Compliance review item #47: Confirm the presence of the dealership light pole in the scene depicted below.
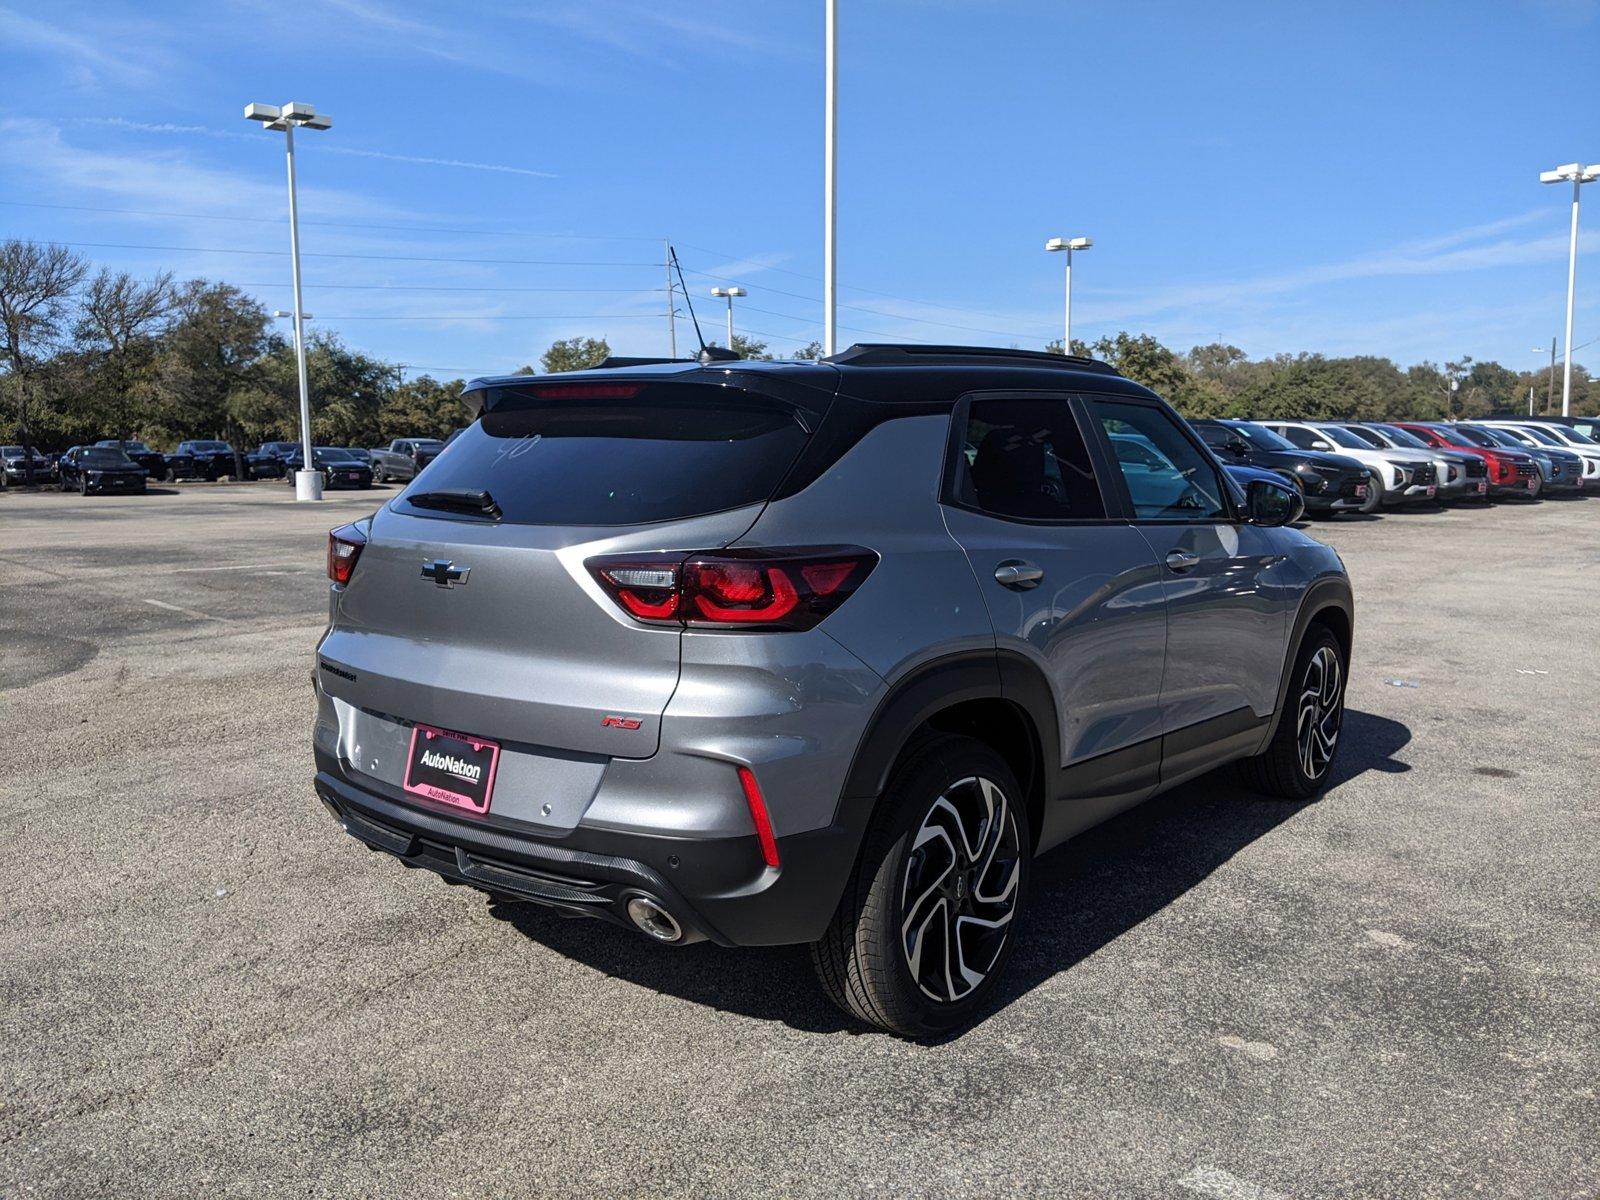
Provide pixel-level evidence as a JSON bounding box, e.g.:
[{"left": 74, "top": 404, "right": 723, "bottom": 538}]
[
  {"left": 1535, "top": 341, "right": 1556, "bottom": 414},
  {"left": 246, "top": 101, "right": 332, "bottom": 500},
  {"left": 823, "top": 0, "right": 837, "bottom": 356},
  {"left": 710, "top": 287, "right": 746, "bottom": 349},
  {"left": 1045, "top": 236, "right": 1092, "bottom": 351},
  {"left": 1540, "top": 162, "right": 1599, "bottom": 417}
]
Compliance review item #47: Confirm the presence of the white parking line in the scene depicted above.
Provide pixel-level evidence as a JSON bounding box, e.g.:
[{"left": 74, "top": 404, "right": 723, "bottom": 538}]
[{"left": 142, "top": 598, "right": 220, "bottom": 621}]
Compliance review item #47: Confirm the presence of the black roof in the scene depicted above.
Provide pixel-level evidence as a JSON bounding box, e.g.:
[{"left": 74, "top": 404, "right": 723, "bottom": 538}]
[{"left": 465, "top": 342, "right": 1152, "bottom": 415}]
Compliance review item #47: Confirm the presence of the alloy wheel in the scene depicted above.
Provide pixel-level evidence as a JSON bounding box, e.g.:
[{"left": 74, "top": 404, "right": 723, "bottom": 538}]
[
  {"left": 1296, "top": 645, "right": 1343, "bottom": 781},
  {"left": 899, "top": 775, "right": 1022, "bottom": 1004}
]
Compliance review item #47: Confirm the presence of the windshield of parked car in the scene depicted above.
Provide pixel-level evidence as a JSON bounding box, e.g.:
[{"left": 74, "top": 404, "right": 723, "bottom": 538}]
[
  {"left": 1308, "top": 425, "right": 1371, "bottom": 450},
  {"left": 314, "top": 449, "right": 359, "bottom": 464},
  {"left": 1, "top": 446, "right": 23, "bottom": 456},
  {"left": 188, "top": 441, "right": 231, "bottom": 452},
  {"left": 1510, "top": 425, "right": 1561, "bottom": 446},
  {"left": 1337, "top": 425, "right": 1388, "bottom": 448},
  {"left": 1448, "top": 426, "right": 1497, "bottom": 448},
  {"left": 1227, "top": 422, "right": 1297, "bottom": 451},
  {"left": 412, "top": 439, "right": 444, "bottom": 449},
  {"left": 1370, "top": 424, "right": 1428, "bottom": 448},
  {"left": 1562, "top": 424, "right": 1598, "bottom": 444},
  {"left": 81, "top": 448, "right": 136, "bottom": 467},
  {"left": 1477, "top": 426, "right": 1528, "bottom": 449}
]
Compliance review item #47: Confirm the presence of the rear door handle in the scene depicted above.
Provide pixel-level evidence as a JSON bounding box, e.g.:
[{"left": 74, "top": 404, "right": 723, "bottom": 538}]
[
  {"left": 994, "top": 560, "right": 1044, "bottom": 590},
  {"left": 1165, "top": 550, "right": 1200, "bottom": 574}
]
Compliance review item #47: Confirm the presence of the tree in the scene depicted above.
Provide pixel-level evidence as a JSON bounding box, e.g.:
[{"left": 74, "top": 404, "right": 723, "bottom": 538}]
[
  {"left": 0, "top": 240, "right": 88, "bottom": 481},
  {"left": 792, "top": 340, "right": 824, "bottom": 361},
  {"left": 155, "top": 281, "right": 276, "bottom": 448},
  {"left": 540, "top": 336, "right": 610, "bottom": 373},
  {"left": 380, "top": 375, "right": 467, "bottom": 441},
  {"left": 73, "top": 268, "right": 175, "bottom": 439},
  {"left": 1043, "top": 337, "right": 1092, "bottom": 357}
]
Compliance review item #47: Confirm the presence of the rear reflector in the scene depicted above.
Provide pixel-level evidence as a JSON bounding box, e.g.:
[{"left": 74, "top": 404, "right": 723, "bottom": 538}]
[
  {"left": 327, "top": 523, "right": 367, "bottom": 585},
  {"left": 587, "top": 546, "right": 877, "bottom": 631},
  {"left": 737, "top": 766, "right": 780, "bottom": 869}
]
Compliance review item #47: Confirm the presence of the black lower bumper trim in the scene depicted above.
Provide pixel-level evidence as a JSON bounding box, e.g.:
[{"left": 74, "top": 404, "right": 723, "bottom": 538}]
[{"left": 313, "top": 755, "right": 864, "bottom": 948}]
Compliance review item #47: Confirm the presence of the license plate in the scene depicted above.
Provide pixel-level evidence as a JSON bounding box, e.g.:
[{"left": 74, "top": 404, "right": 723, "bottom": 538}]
[
  {"left": 343, "top": 472, "right": 359, "bottom": 481},
  {"left": 1425, "top": 485, "right": 1436, "bottom": 497},
  {"left": 1528, "top": 479, "right": 1538, "bottom": 492},
  {"left": 403, "top": 724, "right": 500, "bottom": 814},
  {"left": 1354, "top": 484, "right": 1368, "bottom": 498},
  {"left": 1477, "top": 481, "right": 1487, "bottom": 494}
]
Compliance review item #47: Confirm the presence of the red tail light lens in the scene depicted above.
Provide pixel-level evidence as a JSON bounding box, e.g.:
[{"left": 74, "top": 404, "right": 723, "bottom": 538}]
[
  {"left": 587, "top": 546, "right": 876, "bottom": 631},
  {"left": 327, "top": 523, "right": 367, "bottom": 585}
]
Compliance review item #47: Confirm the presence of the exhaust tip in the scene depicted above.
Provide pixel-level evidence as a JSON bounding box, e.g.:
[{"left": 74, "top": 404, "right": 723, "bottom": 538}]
[{"left": 626, "top": 896, "right": 684, "bottom": 943}]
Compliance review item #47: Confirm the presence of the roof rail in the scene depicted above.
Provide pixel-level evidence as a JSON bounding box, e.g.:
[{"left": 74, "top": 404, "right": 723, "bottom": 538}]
[{"left": 823, "top": 343, "right": 1119, "bottom": 375}]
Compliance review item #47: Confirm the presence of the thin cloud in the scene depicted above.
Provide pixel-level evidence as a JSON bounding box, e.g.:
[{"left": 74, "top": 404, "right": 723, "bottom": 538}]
[
  {"left": 0, "top": 7, "right": 157, "bottom": 85},
  {"left": 75, "top": 116, "right": 558, "bottom": 179}
]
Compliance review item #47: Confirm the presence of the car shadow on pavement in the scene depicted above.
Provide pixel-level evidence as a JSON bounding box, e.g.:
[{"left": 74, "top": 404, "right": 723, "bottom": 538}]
[{"left": 489, "top": 707, "right": 1411, "bottom": 1038}]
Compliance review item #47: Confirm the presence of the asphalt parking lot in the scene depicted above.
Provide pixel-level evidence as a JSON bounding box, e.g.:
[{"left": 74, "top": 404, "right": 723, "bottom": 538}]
[{"left": 3, "top": 484, "right": 1597, "bottom": 1198}]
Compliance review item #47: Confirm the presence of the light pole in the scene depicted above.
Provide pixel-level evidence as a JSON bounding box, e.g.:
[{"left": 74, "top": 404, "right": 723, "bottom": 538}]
[
  {"left": 247, "top": 100, "right": 332, "bottom": 500},
  {"left": 823, "top": 0, "right": 837, "bottom": 356},
  {"left": 1534, "top": 342, "right": 1556, "bottom": 414},
  {"left": 1539, "top": 162, "right": 1599, "bottom": 417},
  {"left": 710, "top": 287, "right": 746, "bottom": 349},
  {"left": 1045, "top": 236, "right": 1092, "bottom": 351}
]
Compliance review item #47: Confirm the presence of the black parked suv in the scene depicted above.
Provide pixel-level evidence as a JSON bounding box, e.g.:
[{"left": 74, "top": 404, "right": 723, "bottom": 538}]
[
  {"left": 1192, "top": 419, "right": 1376, "bottom": 515},
  {"left": 174, "top": 440, "right": 282, "bottom": 481},
  {"left": 57, "top": 445, "right": 147, "bottom": 494}
]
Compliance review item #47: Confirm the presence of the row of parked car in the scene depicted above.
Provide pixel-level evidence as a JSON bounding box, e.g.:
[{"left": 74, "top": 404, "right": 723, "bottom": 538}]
[
  {"left": 1, "top": 436, "right": 449, "bottom": 494},
  {"left": 1190, "top": 415, "right": 1600, "bottom": 514}
]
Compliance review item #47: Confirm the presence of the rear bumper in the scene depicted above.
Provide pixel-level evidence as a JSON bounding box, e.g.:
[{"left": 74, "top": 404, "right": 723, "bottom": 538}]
[{"left": 313, "top": 750, "right": 863, "bottom": 948}]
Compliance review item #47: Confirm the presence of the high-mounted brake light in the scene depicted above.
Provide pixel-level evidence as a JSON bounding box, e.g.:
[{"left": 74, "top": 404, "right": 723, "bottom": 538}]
[
  {"left": 587, "top": 546, "right": 877, "bottom": 632},
  {"left": 528, "top": 383, "right": 642, "bottom": 400},
  {"left": 327, "top": 523, "right": 366, "bottom": 585}
]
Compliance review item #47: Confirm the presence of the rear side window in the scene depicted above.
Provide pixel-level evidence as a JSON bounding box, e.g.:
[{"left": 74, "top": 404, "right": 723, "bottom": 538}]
[
  {"left": 1092, "top": 399, "right": 1228, "bottom": 520},
  {"left": 401, "top": 391, "right": 810, "bottom": 526},
  {"left": 948, "top": 397, "right": 1105, "bottom": 521}
]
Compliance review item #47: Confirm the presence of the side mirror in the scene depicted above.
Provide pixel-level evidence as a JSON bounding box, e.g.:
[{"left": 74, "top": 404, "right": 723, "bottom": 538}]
[
  {"left": 1227, "top": 439, "right": 1250, "bottom": 458},
  {"left": 1245, "top": 478, "right": 1303, "bottom": 527},
  {"left": 1310, "top": 440, "right": 1333, "bottom": 451}
]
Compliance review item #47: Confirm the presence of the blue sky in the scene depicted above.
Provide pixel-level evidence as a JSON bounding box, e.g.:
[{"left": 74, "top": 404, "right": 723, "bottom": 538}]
[{"left": 2, "top": 0, "right": 1596, "bottom": 379}]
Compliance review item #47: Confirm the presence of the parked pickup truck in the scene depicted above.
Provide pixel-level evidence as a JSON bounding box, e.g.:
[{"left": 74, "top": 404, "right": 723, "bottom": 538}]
[{"left": 367, "top": 438, "right": 444, "bottom": 484}]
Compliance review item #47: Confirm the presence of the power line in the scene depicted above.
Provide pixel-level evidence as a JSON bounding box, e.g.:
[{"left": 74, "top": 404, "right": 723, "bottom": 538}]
[{"left": 9, "top": 238, "right": 659, "bottom": 267}]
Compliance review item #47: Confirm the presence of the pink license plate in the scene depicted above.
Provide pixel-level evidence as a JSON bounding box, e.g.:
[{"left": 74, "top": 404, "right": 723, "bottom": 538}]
[
  {"left": 403, "top": 724, "right": 500, "bottom": 814},
  {"left": 1355, "top": 484, "right": 1368, "bottom": 498},
  {"left": 1477, "top": 481, "right": 1487, "bottom": 494},
  {"left": 1528, "top": 479, "right": 1538, "bottom": 492}
]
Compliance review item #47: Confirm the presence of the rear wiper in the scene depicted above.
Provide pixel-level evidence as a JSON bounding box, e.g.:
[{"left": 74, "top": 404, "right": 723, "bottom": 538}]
[{"left": 406, "top": 488, "right": 502, "bottom": 519}]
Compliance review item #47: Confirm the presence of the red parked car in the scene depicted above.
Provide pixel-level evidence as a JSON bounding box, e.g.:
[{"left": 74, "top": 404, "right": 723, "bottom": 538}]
[{"left": 1393, "top": 422, "right": 1543, "bottom": 500}]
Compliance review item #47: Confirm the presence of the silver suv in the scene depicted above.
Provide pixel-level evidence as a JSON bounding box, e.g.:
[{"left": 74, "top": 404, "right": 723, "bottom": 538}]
[{"left": 312, "top": 344, "right": 1353, "bottom": 1037}]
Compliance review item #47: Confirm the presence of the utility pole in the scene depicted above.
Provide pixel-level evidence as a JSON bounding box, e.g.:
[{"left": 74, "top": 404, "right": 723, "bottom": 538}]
[
  {"left": 1547, "top": 336, "right": 1557, "bottom": 414},
  {"left": 665, "top": 239, "right": 677, "bottom": 358}
]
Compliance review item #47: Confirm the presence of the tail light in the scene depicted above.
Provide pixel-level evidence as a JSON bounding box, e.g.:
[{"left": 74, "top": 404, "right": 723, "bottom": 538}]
[
  {"left": 588, "top": 546, "right": 877, "bottom": 632},
  {"left": 327, "top": 522, "right": 367, "bottom": 585}
]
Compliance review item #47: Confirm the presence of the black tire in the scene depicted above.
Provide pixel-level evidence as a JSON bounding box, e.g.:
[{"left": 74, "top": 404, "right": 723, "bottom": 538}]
[
  {"left": 1237, "top": 625, "right": 1345, "bottom": 801},
  {"left": 78, "top": 474, "right": 90, "bottom": 496},
  {"left": 811, "top": 734, "right": 1032, "bottom": 1038}
]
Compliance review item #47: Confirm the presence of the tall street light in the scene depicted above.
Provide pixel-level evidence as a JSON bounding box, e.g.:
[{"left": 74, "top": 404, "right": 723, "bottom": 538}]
[
  {"left": 1045, "top": 236, "right": 1092, "bottom": 351},
  {"left": 823, "top": 0, "right": 837, "bottom": 357},
  {"left": 246, "top": 100, "right": 332, "bottom": 501},
  {"left": 710, "top": 287, "right": 746, "bottom": 350},
  {"left": 1534, "top": 341, "right": 1555, "bottom": 414},
  {"left": 1540, "top": 161, "right": 1599, "bottom": 417}
]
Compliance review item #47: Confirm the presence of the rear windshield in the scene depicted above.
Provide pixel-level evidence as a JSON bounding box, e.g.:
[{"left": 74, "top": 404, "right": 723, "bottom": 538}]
[{"left": 399, "top": 392, "right": 810, "bottom": 526}]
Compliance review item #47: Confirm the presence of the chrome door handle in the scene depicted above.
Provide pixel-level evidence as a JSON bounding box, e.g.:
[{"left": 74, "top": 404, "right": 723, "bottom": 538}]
[
  {"left": 994, "top": 560, "right": 1044, "bottom": 590},
  {"left": 1165, "top": 550, "right": 1200, "bottom": 573}
]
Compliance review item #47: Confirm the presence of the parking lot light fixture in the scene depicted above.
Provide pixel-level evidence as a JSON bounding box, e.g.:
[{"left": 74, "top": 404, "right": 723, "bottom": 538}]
[
  {"left": 1540, "top": 161, "right": 1600, "bottom": 417},
  {"left": 246, "top": 100, "right": 333, "bottom": 500},
  {"left": 1045, "top": 236, "right": 1092, "bottom": 351},
  {"left": 710, "top": 286, "right": 746, "bottom": 350}
]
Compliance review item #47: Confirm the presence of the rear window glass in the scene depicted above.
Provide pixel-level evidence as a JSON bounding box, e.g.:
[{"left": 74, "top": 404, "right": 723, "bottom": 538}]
[{"left": 399, "top": 391, "right": 810, "bottom": 526}]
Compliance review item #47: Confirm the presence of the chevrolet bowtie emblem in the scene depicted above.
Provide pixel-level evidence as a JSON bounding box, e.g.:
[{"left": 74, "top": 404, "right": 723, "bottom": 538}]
[{"left": 421, "top": 559, "right": 470, "bottom": 588}]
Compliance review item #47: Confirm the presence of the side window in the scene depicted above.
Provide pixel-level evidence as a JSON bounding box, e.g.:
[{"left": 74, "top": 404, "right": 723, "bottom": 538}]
[
  {"left": 1277, "top": 426, "right": 1322, "bottom": 451},
  {"left": 1091, "top": 399, "right": 1229, "bottom": 521},
  {"left": 949, "top": 397, "right": 1105, "bottom": 521}
]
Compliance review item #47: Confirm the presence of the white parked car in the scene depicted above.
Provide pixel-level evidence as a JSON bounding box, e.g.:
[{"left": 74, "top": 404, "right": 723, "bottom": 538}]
[
  {"left": 1260, "top": 421, "right": 1438, "bottom": 506},
  {"left": 1336, "top": 422, "right": 1488, "bottom": 502}
]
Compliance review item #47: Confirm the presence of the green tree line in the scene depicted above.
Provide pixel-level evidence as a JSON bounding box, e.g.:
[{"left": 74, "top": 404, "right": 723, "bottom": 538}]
[{"left": 1, "top": 241, "right": 1588, "bottom": 454}]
